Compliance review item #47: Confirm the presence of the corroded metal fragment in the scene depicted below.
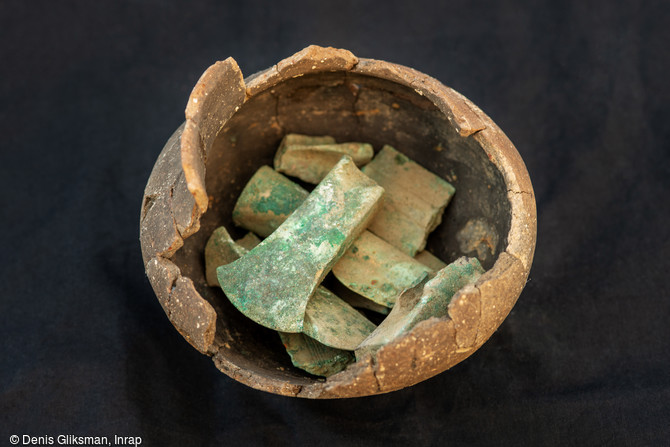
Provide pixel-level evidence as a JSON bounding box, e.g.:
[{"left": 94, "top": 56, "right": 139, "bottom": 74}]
[
  {"left": 204, "top": 227, "right": 251, "bottom": 286},
  {"left": 415, "top": 250, "right": 447, "bottom": 271},
  {"left": 217, "top": 156, "right": 384, "bottom": 333},
  {"left": 330, "top": 281, "right": 391, "bottom": 315},
  {"left": 205, "top": 227, "right": 372, "bottom": 350},
  {"left": 142, "top": 45, "right": 537, "bottom": 398},
  {"left": 279, "top": 332, "right": 354, "bottom": 377},
  {"left": 232, "top": 166, "right": 309, "bottom": 238},
  {"left": 233, "top": 163, "right": 432, "bottom": 309},
  {"left": 355, "top": 257, "right": 484, "bottom": 359},
  {"left": 278, "top": 133, "right": 336, "bottom": 148},
  {"left": 362, "top": 145, "right": 455, "bottom": 256},
  {"left": 235, "top": 232, "right": 261, "bottom": 251},
  {"left": 275, "top": 139, "right": 374, "bottom": 184},
  {"left": 332, "top": 231, "right": 431, "bottom": 307},
  {"left": 303, "top": 287, "right": 376, "bottom": 350}
]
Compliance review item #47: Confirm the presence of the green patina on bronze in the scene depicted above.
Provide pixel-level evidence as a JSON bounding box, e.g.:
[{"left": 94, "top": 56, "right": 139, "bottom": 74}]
[
  {"left": 232, "top": 166, "right": 309, "bottom": 238},
  {"left": 232, "top": 162, "right": 432, "bottom": 313},
  {"left": 355, "top": 257, "right": 484, "bottom": 360},
  {"left": 303, "top": 286, "right": 377, "bottom": 350},
  {"left": 235, "top": 232, "right": 262, "bottom": 251},
  {"left": 362, "top": 145, "right": 456, "bottom": 256},
  {"left": 332, "top": 231, "right": 431, "bottom": 308},
  {"left": 414, "top": 249, "right": 448, "bottom": 271},
  {"left": 394, "top": 153, "right": 408, "bottom": 165},
  {"left": 204, "top": 227, "right": 252, "bottom": 286},
  {"left": 275, "top": 139, "right": 374, "bottom": 184},
  {"left": 279, "top": 332, "right": 354, "bottom": 377},
  {"left": 335, "top": 287, "right": 391, "bottom": 315},
  {"left": 217, "top": 156, "right": 384, "bottom": 333},
  {"left": 278, "top": 133, "right": 336, "bottom": 148},
  {"left": 363, "top": 204, "right": 427, "bottom": 256},
  {"left": 232, "top": 224, "right": 376, "bottom": 349},
  {"left": 205, "top": 224, "right": 367, "bottom": 370}
]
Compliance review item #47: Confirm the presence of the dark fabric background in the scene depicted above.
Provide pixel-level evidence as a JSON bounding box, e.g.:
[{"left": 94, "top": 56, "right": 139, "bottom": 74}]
[{"left": 2, "top": 1, "right": 668, "bottom": 445}]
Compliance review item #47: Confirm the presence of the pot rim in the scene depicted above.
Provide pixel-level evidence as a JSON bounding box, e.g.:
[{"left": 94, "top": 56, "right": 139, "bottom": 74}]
[{"left": 141, "top": 45, "right": 537, "bottom": 398}]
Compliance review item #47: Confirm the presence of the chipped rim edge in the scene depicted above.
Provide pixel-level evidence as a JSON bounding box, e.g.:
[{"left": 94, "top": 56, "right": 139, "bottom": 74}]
[{"left": 142, "top": 45, "right": 536, "bottom": 398}]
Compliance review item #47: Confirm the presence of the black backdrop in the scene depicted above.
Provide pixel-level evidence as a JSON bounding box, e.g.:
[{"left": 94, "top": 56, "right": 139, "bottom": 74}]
[{"left": 2, "top": 1, "right": 669, "bottom": 445}]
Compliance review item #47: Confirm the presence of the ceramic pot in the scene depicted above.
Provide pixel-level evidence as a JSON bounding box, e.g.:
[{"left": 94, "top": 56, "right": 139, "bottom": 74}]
[{"left": 139, "top": 45, "right": 536, "bottom": 398}]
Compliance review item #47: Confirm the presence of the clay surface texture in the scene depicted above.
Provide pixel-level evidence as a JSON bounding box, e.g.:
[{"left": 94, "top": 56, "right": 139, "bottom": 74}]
[{"left": 140, "top": 45, "right": 536, "bottom": 398}]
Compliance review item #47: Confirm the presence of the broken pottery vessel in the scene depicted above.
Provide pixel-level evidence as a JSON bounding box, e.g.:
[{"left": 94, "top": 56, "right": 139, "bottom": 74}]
[{"left": 140, "top": 45, "right": 537, "bottom": 398}]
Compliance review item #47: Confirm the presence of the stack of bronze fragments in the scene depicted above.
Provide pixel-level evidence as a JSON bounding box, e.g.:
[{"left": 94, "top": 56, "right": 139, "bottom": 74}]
[{"left": 205, "top": 134, "right": 484, "bottom": 377}]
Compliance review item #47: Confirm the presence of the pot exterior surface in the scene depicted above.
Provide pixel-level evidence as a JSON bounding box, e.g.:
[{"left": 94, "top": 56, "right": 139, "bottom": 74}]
[{"left": 140, "top": 45, "right": 536, "bottom": 398}]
